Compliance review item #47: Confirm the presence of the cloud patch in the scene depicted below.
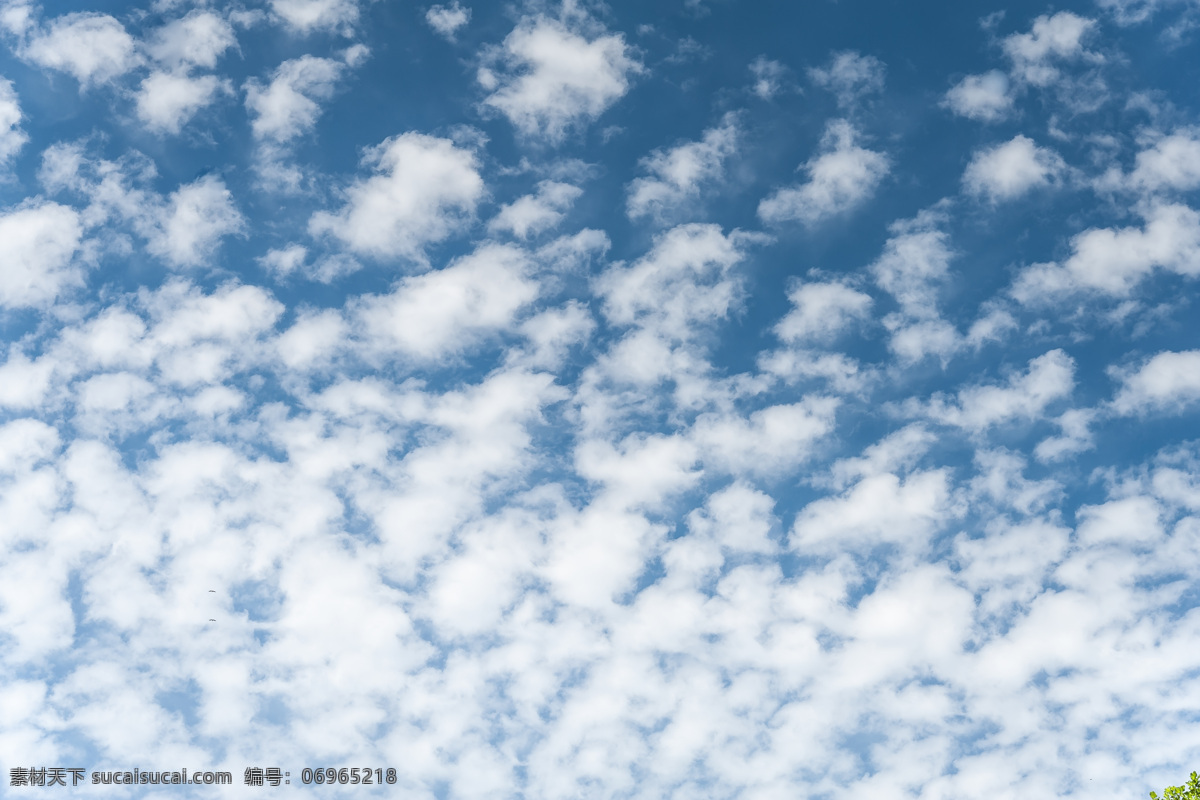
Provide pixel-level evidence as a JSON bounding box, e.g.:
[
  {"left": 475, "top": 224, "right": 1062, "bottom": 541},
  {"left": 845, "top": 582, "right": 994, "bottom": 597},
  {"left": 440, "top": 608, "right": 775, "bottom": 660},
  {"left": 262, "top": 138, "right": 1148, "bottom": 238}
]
[
  {"left": 0, "top": 201, "right": 84, "bottom": 308},
  {"left": 18, "top": 10, "right": 139, "bottom": 88},
  {"left": 479, "top": 15, "right": 640, "bottom": 142},
  {"left": 309, "top": 132, "right": 484, "bottom": 263},
  {"left": 924, "top": 349, "right": 1076, "bottom": 432},
  {"left": 626, "top": 112, "right": 739, "bottom": 221},
  {"left": 963, "top": 135, "right": 1066, "bottom": 202},
  {"left": 1112, "top": 350, "right": 1200, "bottom": 414},
  {"left": 809, "top": 50, "right": 885, "bottom": 108},
  {"left": 0, "top": 77, "right": 27, "bottom": 165},
  {"left": 943, "top": 71, "right": 1014, "bottom": 122},
  {"left": 426, "top": 2, "right": 470, "bottom": 41},
  {"left": 144, "top": 176, "right": 245, "bottom": 269},
  {"left": 758, "top": 120, "right": 888, "bottom": 226},
  {"left": 354, "top": 243, "right": 539, "bottom": 359},
  {"left": 1003, "top": 11, "right": 1099, "bottom": 87}
]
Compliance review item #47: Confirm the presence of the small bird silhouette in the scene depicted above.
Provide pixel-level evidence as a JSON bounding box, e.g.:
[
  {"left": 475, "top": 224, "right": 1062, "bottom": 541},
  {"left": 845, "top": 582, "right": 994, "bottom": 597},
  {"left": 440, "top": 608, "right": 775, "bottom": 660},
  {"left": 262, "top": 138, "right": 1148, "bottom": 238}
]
[
  {"left": 208, "top": 590, "right": 216, "bottom": 593},
  {"left": 209, "top": 619, "right": 216, "bottom": 622}
]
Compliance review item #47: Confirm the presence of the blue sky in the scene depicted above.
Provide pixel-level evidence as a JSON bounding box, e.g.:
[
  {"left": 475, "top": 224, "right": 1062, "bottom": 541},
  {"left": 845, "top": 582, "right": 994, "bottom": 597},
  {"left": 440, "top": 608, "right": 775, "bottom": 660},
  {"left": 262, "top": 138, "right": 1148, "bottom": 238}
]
[{"left": 1, "top": 0, "right": 1200, "bottom": 797}]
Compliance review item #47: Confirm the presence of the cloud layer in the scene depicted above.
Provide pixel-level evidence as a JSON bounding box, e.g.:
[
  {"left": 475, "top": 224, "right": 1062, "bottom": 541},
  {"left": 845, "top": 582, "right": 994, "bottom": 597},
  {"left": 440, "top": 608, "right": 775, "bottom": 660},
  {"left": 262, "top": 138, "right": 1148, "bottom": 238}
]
[{"left": 0, "top": 1, "right": 1198, "bottom": 799}]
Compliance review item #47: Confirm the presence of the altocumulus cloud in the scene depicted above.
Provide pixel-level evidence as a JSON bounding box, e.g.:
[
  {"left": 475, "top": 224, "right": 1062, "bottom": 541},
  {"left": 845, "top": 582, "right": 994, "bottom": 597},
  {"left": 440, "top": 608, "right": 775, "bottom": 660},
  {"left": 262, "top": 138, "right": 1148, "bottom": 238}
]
[{"left": 0, "top": 1, "right": 1199, "bottom": 799}]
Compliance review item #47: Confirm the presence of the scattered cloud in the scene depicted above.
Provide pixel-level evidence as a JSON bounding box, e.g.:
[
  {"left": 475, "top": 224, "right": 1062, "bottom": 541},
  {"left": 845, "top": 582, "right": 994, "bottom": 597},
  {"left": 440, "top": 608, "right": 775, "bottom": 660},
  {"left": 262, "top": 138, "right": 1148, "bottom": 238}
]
[
  {"left": 962, "top": 134, "right": 1067, "bottom": 202},
  {"left": 870, "top": 210, "right": 964, "bottom": 363},
  {"left": 0, "top": 77, "right": 27, "bottom": 166},
  {"left": 426, "top": 2, "right": 470, "bottom": 41},
  {"left": 924, "top": 349, "right": 1076, "bottom": 431},
  {"left": 626, "top": 112, "right": 739, "bottom": 221},
  {"left": 775, "top": 280, "right": 873, "bottom": 343},
  {"left": 136, "top": 72, "right": 230, "bottom": 134},
  {"left": 943, "top": 70, "right": 1014, "bottom": 122},
  {"left": 1003, "top": 11, "right": 1099, "bottom": 87},
  {"left": 1121, "top": 129, "right": 1200, "bottom": 193},
  {"left": 1013, "top": 202, "right": 1200, "bottom": 297},
  {"left": 245, "top": 56, "right": 347, "bottom": 143},
  {"left": 749, "top": 55, "right": 790, "bottom": 99},
  {"left": 758, "top": 119, "right": 889, "bottom": 225},
  {"left": 144, "top": 175, "right": 245, "bottom": 269},
  {"left": 489, "top": 180, "right": 582, "bottom": 239},
  {"left": 0, "top": 3, "right": 1198, "bottom": 798},
  {"left": 18, "top": 10, "right": 140, "bottom": 88},
  {"left": 355, "top": 242, "right": 538, "bottom": 359},
  {"left": 269, "top": 0, "right": 361, "bottom": 34},
  {"left": 809, "top": 50, "right": 886, "bottom": 108},
  {"left": 1112, "top": 349, "right": 1200, "bottom": 414},
  {"left": 309, "top": 132, "right": 484, "bottom": 263},
  {"left": 479, "top": 15, "right": 641, "bottom": 142},
  {"left": 146, "top": 10, "right": 236, "bottom": 71},
  {"left": 0, "top": 201, "right": 84, "bottom": 308}
]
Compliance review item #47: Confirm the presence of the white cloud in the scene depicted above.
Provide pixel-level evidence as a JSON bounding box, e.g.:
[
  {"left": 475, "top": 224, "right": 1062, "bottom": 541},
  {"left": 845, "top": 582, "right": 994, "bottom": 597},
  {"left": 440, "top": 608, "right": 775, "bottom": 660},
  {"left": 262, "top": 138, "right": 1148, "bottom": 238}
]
[
  {"left": 144, "top": 175, "right": 245, "bottom": 268},
  {"left": 579, "top": 223, "right": 752, "bottom": 430},
  {"left": 693, "top": 398, "right": 839, "bottom": 478},
  {"left": 828, "top": 424, "right": 936, "bottom": 490},
  {"left": 0, "top": 201, "right": 83, "bottom": 308},
  {"left": 925, "top": 349, "right": 1076, "bottom": 431},
  {"left": 942, "top": 71, "right": 1014, "bottom": 122},
  {"left": 1002, "top": 11, "right": 1098, "bottom": 87},
  {"left": 758, "top": 120, "right": 889, "bottom": 225},
  {"left": 749, "top": 56, "right": 789, "bottom": 99},
  {"left": 758, "top": 348, "right": 870, "bottom": 394},
  {"left": 245, "top": 56, "right": 346, "bottom": 143},
  {"left": 774, "top": 280, "right": 872, "bottom": 343},
  {"left": 1125, "top": 130, "right": 1200, "bottom": 193},
  {"left": 963, "top": 135, "right": 1066, "bottom": 202},
  {"left": 868, "top": 221, "right": 950, "bottom": 309},
  {"left": 808, "top": 50, "right": 885, "bottom": 108},
  {"left": 258, "top": 244, "right": 308, "bottom": 279},
  {"left": 687, "top": 481, "right": 779, "bottom": 553},
  {"left": 136, "top": 72, "right": 230, "bottom": 135},
  {"left": 626, "top": 112, "right": 739, "bottom": 221},
  {"left": 146, "top": 11, "right": 236, "bottom": 71},
  {"left": 0, "top": 349, "right": 55, "bottom": 409},
  {"left": 791, "top": 469, "right": 956, "bottom": 554},
  {"left": 426, "top": 2, "right": 470, "bottom": 41},
  {"left": 511, "top": 301, "right": 595, "bottom": 369},
  {"left": 573, "top": 433, "right": 700, "bottom": 512},
  {"left": 596, "top": 222, "right": 746, "bottom": 340},
  {"left": 1112, "top": 350, "right": 1200, "bottom": 414},
  {"left": 480, "top": 15, "right": 640, "bottom": 142},
  {"left": 243, "top": 50, "right": 365, "bottom": 193},
  {"left": 1094, "top": 0, "right": 1170, "bottom": 24},
  {"left": 275, "top": 307, "right": 346, "bottom": 370},
  {"left": 970, "top": 448, "right": 1062, "bottom": 515},
  {"left": 1152, "top": 457, "right": 1200, "bottom": 511},
  {"left": 309, "top": 132, "right": 483, "bottom": 262},
  {"left": 270, "top": 0, "right": 360, "bottom": 34},
  {"left": 141, "top": 280, "right": 284, "bottom": 386},
  {"left": 1066, "top": 203, "right": 1200, "bottom": 291},
  {"left": 489, "top": 180, "right": 581, "bottom": 239},
  {"left": 966, "top": 307, "right": 1018, "bottom": 347},
  {"left": 27, "top": 143, "right": 251, "bottom": 273},
  {"left": 0, "top": 77, "right": 27, "bottom": 166},
  {"left": 870, "top": 211, "right": 964, "bottom": 363},
  {"left": 885, "top": 317, "right": 962, "bottom": 364},
  {"left": 21, "top": 11, "right": 139, "bottom": 88},
  {"left": 355, "top": 243, "right": 538, "bottom": 359},
  {"left": 953, "top": 518, "right": 1071, "bottom": 622},
  {"left": 4, "top": 2, "right": 1200, "bottom": 794},
  {"left": 1013, "top": 203, "right": 1200, "bottom": 298},
  {"left": 1034, "top": 408, "right": 1096, "bottom": 462},
  {"left": 1075, "top": 495, "right": 1164, "bottom": 548}
]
